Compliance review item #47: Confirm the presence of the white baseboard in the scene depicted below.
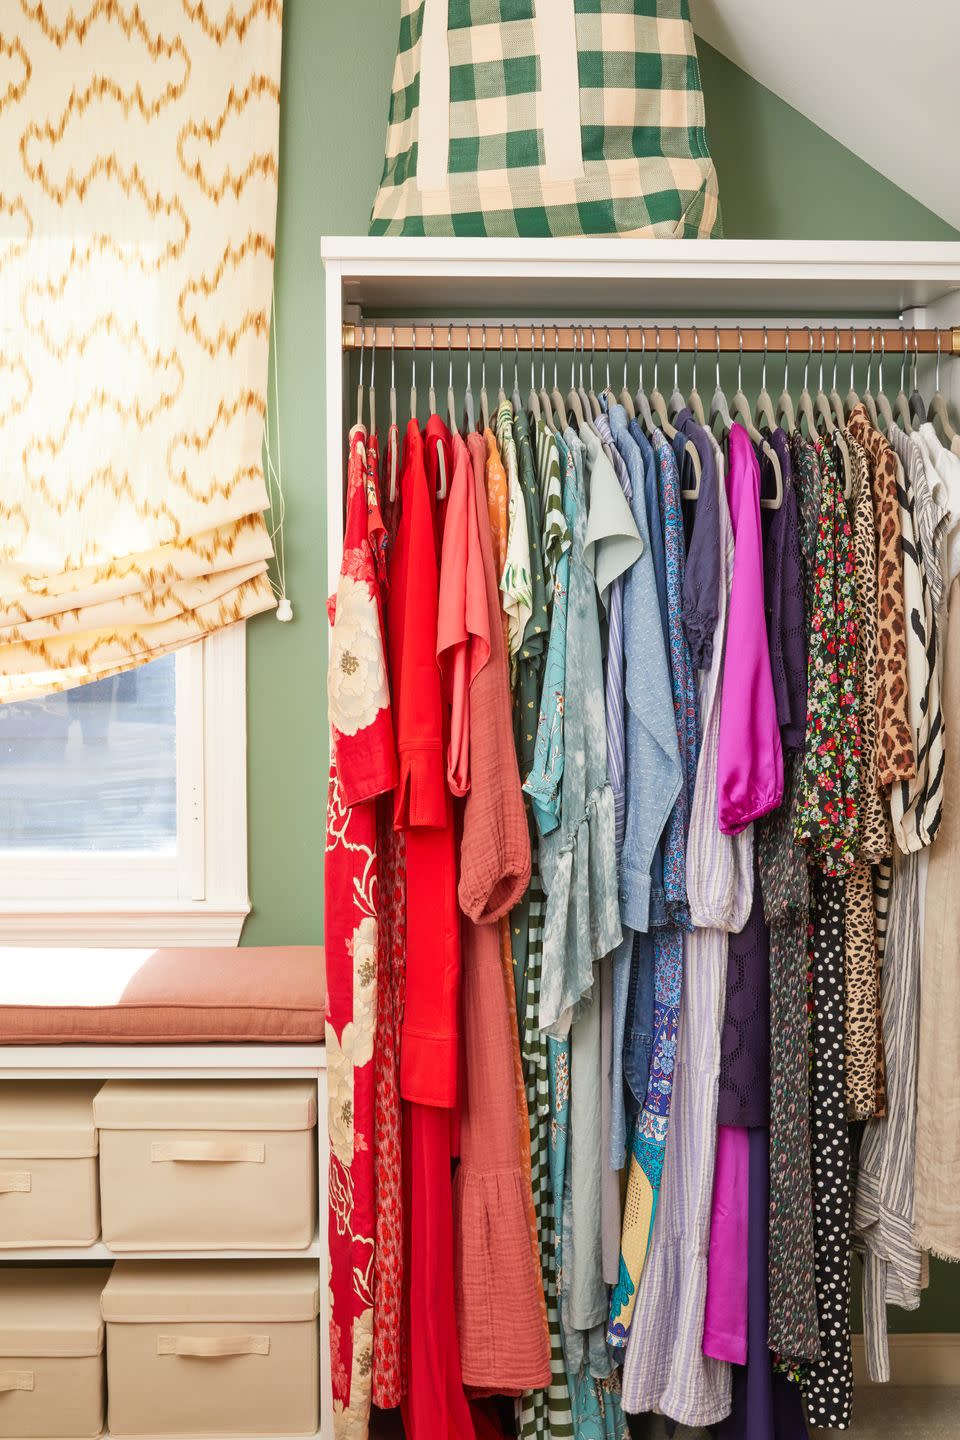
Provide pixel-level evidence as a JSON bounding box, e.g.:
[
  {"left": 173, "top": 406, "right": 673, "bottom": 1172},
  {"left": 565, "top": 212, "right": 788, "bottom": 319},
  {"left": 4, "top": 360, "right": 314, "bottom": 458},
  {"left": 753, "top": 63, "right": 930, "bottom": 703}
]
[{"left": 852, "top": 1333, "right": 960, "bottom": 1386}]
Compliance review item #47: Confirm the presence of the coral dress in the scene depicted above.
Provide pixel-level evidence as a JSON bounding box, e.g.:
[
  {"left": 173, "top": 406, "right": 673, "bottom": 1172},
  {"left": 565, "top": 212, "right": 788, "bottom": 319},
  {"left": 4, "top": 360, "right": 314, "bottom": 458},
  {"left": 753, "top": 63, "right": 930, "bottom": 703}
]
[{"left": 453, "top": 428, "right": 549, "bottom": 1394}]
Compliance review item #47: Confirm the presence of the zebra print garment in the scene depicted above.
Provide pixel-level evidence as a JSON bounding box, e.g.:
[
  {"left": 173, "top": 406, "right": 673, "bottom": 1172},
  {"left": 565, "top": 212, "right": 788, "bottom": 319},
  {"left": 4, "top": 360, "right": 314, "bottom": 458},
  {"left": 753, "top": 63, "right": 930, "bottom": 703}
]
[{"left": 887, "top": 426, "right": 947, "bottom": 853}]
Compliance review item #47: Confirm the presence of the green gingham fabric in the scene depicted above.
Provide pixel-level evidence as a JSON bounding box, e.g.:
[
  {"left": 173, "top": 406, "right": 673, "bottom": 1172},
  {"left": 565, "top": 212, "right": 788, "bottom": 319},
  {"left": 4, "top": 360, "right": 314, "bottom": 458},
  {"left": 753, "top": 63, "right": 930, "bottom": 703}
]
[{"left": 371, "top": 0, "right": 722, "bottom": 238}]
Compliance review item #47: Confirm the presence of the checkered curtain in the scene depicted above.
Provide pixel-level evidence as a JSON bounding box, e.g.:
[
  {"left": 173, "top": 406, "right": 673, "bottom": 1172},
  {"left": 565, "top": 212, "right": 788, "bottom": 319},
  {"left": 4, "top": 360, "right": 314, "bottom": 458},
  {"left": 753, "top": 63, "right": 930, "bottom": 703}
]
[{"left": 371, "top": 0, "right": 721, "bottom": 238}]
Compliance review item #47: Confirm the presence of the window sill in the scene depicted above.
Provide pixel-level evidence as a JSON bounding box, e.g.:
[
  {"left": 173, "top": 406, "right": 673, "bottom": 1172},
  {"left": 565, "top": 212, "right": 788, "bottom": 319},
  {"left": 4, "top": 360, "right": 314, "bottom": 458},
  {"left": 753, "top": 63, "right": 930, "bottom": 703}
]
[{"left": 0, "top": 901, "right": 250, "bottom": 947}]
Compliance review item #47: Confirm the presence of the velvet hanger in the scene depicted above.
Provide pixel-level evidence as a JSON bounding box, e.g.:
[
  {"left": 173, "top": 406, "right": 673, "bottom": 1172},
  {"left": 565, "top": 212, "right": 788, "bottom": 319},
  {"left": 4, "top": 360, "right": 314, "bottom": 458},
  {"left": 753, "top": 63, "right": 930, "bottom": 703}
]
[
  {"left": 930, "top": 330, "right": 958, "bottom": 446},
  {"left": 550, "top": 329, "right": 569, "bottom": 432},
  {"left": 908, "top": 330, "right": 927, "bottom": 429},
  {"left": 479, "top": 325, "right": 491, "bottom": 433},
  {"left": 687, "top": 328, "right": 707, "bottom": 428},
  {"left": 633, "top": 329, "right": 658, "bottom": 436},
  {"left": 755, "top": 325, "right": 778, "bottom": 432},
  {"left": 776, "top": 329, "right": 797, "bottom": 434},
  {"left": 862, "top": 330, "right": 881, "bottom": 430},
  {"left": 619, "top": 330, "right": 636, "bottom": 420},
  {"left": 728, "top": 329, "right": 782, "bottom": 510}
]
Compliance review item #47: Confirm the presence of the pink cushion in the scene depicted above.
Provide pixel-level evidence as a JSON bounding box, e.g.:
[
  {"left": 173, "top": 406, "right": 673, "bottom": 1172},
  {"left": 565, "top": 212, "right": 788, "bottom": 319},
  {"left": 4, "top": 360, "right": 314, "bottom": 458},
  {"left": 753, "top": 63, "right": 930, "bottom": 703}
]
[{"left": 0, "top": 947, "right": 325, "bottom": 1044}]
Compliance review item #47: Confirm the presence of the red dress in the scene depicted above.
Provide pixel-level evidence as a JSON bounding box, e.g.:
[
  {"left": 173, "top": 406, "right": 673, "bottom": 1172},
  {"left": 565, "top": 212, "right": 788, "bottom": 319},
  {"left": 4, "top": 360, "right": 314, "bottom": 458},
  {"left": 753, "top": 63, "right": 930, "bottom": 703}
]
[
  {"left": 388, "top": 417, "right": 475, "bottom": 1439},
  {"left": 325, "top": 426, "right": 396, "bottom": 1438}
]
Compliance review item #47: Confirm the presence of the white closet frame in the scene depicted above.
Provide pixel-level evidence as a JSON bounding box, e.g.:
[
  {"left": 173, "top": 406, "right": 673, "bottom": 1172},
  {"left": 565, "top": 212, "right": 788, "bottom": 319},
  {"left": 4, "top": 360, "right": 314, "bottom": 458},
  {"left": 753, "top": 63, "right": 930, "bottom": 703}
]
[{"left": 320, "top": 234, "right": 960, "bottom": 1435}]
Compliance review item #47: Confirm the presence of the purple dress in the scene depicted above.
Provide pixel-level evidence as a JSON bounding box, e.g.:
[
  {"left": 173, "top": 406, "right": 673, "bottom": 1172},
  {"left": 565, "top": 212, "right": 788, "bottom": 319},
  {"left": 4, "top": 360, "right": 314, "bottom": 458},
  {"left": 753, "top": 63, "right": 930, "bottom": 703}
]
[{"left": 716, "top": 425, "right": 784, "bottom": 833}]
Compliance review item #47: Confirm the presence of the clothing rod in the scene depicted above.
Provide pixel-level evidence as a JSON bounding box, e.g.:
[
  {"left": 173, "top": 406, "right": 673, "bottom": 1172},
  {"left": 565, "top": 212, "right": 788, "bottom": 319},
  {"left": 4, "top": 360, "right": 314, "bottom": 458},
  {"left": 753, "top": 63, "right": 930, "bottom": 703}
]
[{"left": 342, "top": 322, "right": 960, "bottom": 356}]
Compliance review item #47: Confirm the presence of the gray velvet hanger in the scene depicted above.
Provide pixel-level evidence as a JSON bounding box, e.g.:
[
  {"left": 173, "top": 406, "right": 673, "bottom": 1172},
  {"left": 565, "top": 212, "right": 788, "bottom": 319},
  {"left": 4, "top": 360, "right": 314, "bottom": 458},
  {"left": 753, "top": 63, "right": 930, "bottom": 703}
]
[{"left": 930, "top": 330, "right": 958, "bottom": 446}]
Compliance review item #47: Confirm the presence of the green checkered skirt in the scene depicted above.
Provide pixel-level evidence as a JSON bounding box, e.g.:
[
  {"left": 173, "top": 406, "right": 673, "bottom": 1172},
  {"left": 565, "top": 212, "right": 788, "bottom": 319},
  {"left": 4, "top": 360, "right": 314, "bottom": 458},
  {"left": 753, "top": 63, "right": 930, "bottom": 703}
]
[{"left": 371, "top": 0, "right": 721, "bottom": 238}]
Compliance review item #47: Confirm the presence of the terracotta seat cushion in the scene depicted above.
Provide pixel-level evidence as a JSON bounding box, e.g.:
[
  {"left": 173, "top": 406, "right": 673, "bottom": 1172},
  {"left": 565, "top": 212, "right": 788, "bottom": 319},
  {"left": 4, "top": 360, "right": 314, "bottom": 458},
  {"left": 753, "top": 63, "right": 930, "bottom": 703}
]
[{"left": 0, "top": 947, "right": 325, "bottom": 1043}]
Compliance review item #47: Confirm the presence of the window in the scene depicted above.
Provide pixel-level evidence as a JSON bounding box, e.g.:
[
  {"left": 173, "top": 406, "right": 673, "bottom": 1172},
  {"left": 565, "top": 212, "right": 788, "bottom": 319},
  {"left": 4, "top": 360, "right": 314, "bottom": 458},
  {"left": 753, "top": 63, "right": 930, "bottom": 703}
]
[{"left": 0, "top": 627, "right": 249, "bottom": 945}]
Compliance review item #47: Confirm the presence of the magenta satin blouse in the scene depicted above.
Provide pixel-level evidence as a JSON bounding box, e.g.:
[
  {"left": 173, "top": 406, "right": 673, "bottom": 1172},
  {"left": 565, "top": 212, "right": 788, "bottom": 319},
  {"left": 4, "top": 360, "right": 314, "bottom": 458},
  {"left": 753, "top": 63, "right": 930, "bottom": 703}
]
[{"left": 716, "top": 424, "right": 784, "bottom": 835}]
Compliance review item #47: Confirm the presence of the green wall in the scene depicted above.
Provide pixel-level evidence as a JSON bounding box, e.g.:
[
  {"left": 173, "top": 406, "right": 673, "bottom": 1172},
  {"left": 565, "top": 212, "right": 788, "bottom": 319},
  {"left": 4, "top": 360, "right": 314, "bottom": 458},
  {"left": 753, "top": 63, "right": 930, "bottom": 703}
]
[{"left": 243, "top": 1, "right": 959, "bottom": 1329}]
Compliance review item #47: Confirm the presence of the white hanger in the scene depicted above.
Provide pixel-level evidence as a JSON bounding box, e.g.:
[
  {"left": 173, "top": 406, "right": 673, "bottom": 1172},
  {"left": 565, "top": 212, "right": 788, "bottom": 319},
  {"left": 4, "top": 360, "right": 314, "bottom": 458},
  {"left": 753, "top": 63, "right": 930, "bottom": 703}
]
[
  {"left": 776, "top": 327, "right": 797, "bottom": 433},
  {"left": 619, "top": 329, "right": 636, "bottom": 420},
  {"left": 755, "top": 325, "right": 778, "bottom": 432},
  {"left": 930, "top": 330, "right": 958, "bottom": 445},
  {"left": 551, "top": 329, "right": 569, "bottom": 431},
  {"left": 687, "top": 327, "right": 706, "bottom": 427},
  {"left": 479, "top": 324, "right": 490, "bottom": 432},
  {"left": 463, "top": 326, "right": 476, "bottom": 434}
]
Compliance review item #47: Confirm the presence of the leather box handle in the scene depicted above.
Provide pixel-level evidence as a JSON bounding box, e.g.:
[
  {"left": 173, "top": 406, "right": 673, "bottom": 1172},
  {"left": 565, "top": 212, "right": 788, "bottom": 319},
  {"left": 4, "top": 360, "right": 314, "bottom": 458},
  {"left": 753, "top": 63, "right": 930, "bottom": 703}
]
[
  {"left": 0, "top": 1370, "right": 34, "bottom": 1392},
  {"left": 150, "top": 1141, "right": 265, "bottom": 1164},
  {"left": 157, "top": 1335, "right": 270, "bottom": 1358},
  {"left": 0, "top": 1171, "right": 31, "bottom": 1194}
]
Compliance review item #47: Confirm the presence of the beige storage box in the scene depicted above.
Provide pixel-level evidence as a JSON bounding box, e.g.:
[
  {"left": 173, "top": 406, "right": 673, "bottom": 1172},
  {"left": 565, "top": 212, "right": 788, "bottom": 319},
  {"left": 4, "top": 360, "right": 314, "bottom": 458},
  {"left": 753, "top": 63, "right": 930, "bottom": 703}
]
[
  {"left": 0, "top": 1082, "right": 101, "bottom": 1248},
  {"left": 94, "top": 1081, "right": 317, "bottom": 1251},
  {"left": 103, "top": 1260, "right": 319, "bottom": 1438},
  {"left": 0, "top": 1266, "right": 108, "bottom": 1439}
]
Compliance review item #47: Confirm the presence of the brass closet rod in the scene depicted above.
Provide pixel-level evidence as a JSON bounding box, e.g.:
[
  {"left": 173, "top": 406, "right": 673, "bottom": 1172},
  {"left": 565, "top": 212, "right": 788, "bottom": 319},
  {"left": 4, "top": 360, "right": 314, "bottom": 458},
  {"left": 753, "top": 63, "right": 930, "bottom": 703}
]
[{"left": 342, "top": 322, "right": 960, "bottom": 355}]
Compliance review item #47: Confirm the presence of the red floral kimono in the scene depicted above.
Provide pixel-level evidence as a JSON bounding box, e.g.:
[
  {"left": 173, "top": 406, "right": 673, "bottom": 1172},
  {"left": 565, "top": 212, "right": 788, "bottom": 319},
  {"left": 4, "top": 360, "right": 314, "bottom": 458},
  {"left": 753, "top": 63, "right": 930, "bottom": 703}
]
[{"left": 325, "top": 425, "right": 396, "bottom": 1439}]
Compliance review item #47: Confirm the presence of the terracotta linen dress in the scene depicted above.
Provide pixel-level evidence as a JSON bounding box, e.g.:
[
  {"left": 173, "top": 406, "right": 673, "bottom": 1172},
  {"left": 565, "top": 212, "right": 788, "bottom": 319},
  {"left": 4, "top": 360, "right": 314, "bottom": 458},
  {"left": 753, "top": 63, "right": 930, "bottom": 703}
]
[
  {"left": 453, "top": 428, "right": 549, "bottom": 1393},
  {"left": 325, "top": 426, "right": 397, "bottom": 1439}
]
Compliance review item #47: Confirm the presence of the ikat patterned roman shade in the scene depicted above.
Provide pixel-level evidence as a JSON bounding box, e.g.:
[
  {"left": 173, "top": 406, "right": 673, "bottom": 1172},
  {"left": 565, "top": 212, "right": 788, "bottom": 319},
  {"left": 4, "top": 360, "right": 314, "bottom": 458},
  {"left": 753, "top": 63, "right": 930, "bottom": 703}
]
[{"left": 0, "top": 0, "right": 283, "bottom": 701}]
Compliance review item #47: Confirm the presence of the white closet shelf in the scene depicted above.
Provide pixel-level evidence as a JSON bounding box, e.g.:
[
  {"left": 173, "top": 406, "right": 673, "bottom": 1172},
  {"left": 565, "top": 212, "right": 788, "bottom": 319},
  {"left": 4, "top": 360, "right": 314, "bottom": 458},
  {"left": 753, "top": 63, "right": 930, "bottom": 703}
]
[
  {"left": 3, "top": 1228, "right": 322, "bottom": 1263},
  {"left": 321, "top": 236, "right": 960, "bottom": 316}
]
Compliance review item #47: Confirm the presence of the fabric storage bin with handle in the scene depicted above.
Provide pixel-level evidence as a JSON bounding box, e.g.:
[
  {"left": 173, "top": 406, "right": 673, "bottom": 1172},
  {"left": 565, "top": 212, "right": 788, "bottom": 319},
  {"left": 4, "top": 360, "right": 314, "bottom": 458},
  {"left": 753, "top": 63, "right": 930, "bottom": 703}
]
[
  {"left": 0, "top": 1081, "right": 101, "bottom": 1248},
  {"left": 102, "top": 1260, "right": 319, "bottom": 1438},
  {"left": 0, "top": 1267, "right": 109, "bottom": 1439},
  {"left": 94, "top": 1081, "right": 317, "bottom": 1251},
  {"left": 371, "top": 0, "right": 721, "bottom": 238}
]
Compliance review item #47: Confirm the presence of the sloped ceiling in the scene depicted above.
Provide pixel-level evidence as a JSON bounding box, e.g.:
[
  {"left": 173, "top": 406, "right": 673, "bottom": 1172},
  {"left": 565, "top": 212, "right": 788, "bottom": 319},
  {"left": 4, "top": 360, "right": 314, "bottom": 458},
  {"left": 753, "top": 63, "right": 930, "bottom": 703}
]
[{"left": 690, "top": 0, "right": 959, "bottom": 230}]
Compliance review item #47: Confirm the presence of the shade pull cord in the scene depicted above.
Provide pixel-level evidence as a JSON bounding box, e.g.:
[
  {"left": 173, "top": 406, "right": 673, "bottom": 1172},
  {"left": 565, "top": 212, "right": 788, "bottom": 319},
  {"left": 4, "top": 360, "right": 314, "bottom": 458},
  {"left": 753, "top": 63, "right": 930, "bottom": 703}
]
[{"left": 264, "top": 283, "right": 292, "bottom": 622}]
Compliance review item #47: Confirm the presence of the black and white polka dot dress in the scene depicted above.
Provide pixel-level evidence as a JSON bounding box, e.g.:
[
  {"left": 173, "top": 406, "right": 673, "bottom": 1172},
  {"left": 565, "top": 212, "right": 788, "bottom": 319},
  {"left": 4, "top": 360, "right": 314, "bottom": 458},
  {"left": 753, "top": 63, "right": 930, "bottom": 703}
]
[{"left": 802, "top": 870, "right": 854, "bottom": 1429}]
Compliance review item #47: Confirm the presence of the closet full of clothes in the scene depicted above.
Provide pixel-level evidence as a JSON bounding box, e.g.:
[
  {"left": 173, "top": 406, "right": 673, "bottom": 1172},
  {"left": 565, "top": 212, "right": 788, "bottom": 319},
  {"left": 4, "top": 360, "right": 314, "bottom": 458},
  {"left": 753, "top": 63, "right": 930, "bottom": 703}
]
[{"left": 320, "top": 242, "right": 960, "bottom": 1440}]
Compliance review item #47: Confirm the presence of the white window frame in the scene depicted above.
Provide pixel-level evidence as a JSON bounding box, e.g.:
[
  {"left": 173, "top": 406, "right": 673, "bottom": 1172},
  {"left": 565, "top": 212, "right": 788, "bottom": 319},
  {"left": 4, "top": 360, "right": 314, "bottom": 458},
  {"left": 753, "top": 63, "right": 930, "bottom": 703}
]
[{"left": 0, "top": 626, "right": 249, "bottom": 946}]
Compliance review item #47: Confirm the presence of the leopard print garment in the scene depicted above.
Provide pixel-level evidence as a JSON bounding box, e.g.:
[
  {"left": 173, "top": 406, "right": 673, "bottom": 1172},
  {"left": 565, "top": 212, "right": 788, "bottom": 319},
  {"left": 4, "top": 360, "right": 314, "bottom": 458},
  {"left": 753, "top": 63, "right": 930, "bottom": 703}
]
[
  {"left": 847, "top": 406, "right": 915, "bottom": 787},
  {"left": 843, "top": 432, "right": 889, "bottom": 1122}
]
